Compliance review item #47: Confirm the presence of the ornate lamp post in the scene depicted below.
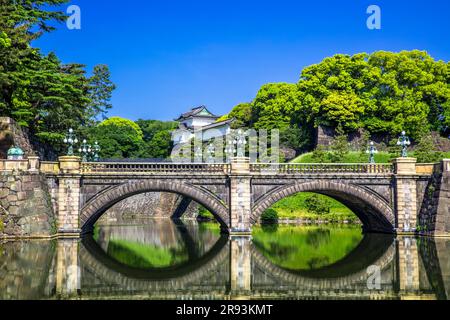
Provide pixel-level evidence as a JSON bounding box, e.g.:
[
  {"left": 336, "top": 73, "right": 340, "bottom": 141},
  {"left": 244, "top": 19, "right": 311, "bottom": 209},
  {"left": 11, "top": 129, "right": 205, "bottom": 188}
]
[
  {"left": 78, "top": 139, "right": 91, "bottom": 162},
  {"left": 207, "top": 143, "right": 215, "bottom": 163},
  {"left": 93, "top": 142, "right": 101, "bottom": 162},
  {"left": 366, "top": 141, "right": 378, "bottom": 164},
  {"left": 397, "top": 131, "right": 411, "bottom": 158},
  {"left": 194, "top": 145, "right": 203, "bottom": 163},
  {"left": 236, "top": 129, "right": 247, "bottom": 158},
  {"left": 63, "top": 128, "right": 78, "bottom": 156},
  {"left": 225, "top": 134, "right": 237, "bottom": 162}
]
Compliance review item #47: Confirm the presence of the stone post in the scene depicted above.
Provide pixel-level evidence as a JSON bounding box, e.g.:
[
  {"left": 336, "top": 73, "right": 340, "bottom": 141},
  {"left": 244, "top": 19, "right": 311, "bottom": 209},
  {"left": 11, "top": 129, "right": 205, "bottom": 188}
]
[
  {"left": 27, "top": 156, "right": 40, "bottom": 173},
  {"left": 229, "top": 157, "right": 252, "bottom": 235},
  {"left": 57, "top": 156, "right": 81, "bottom": 236},
  {"left": 229, "top": 236, "right": 252, "bottom": 295},
  {"left": 393, "top": 158, "right": 417, "bottom": 234}
]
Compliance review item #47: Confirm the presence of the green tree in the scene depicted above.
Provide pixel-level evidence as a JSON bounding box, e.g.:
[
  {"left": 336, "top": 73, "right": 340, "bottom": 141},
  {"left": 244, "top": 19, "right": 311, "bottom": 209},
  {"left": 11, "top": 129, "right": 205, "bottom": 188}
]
[
  {"left": 217, "top": 102, "right": 252, "bottom": 128},
  {"left": 261, "top": 208, "right": 279, "bottom": 224},
  {"left": 304, "top": 195, "right": 331, "bottom": 215},
  {"left": 0, "top": 1, "right": 116, "bottom": 157},
  {"left": 329, "top": 124, "right": 350, "bottom": 162},
  {"left": 88, "top": 64, "right": 116, "bottom": 120},
  {"left": 251, "top": 83, "right": 300, "bottom": 130},
  {"left": 280, "top": 125, "right": 313, "bottom": 152},
  {"left": 143, "top": 130, "right": 173, "bottom": 159},
  {"left": 296, "top": 51, "right": 450, "bottom": 140},
  {"left": 415, "top": 134, "right": 443, "bottom": 163},
  {"left": 89, "top": 117, "right": 144, "bottom": 159},
  {"left": 311, "top": 145, "right": 329, "bottom": 163}
]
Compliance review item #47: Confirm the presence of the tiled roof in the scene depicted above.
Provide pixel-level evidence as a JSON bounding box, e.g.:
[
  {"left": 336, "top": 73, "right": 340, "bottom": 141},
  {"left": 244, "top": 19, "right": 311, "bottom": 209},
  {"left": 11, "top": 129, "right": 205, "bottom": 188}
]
[{"left": 175, "top": 106, "right": 219, "bottom": 121}]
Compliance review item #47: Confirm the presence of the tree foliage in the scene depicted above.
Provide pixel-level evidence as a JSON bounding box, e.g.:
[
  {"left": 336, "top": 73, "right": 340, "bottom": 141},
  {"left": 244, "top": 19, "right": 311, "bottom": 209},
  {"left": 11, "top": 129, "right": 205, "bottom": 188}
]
[
  {"left": 219, "top": 51, "right": 450, "bottom": 155},
  {"left": 136, "top": 119, "right": 177, "bottom": 159},
  {"left": 0, "top": 0, "right": 116, "bottom": 157},
  {"left": 89, "top": 117, "right": 144, "bottom": 159},
  {"left": 415, "top": 134, "right": 443, "bottom": 163}
]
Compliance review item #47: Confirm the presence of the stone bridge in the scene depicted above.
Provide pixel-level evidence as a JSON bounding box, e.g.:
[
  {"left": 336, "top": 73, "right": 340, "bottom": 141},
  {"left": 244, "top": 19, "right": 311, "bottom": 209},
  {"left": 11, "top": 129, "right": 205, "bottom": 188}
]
[{"left": 3, "top": 156, "right": 449, "bottom": 237}]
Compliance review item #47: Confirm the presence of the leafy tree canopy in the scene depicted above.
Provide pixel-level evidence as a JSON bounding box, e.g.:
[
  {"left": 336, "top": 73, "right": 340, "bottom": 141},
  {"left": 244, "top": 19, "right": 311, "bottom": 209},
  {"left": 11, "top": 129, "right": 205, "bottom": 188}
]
[
  {"left": 89, "top": 117, "right": 144, "bottom": 159},
  {"left": 219, "top": 50, "right": 450, "bottom": 148},
  {"left": 0, "top": 0, "right": 116, "bottom": 157}
]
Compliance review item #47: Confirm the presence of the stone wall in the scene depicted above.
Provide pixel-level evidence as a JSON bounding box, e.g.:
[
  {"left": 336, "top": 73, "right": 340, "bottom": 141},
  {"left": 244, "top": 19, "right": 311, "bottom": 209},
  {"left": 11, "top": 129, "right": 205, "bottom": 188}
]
[
  {"left": 0, "top": 117, "right": 57, "bottom": 160},
  {"left": 0, "top": 171, "right": 56, "bottom": 238},
  {"left": 98, "top": 192, "right": 199, "bottom": 223},
  {"left": 0, "top": 117, "right": 35, "bottom": 159},
  {"left": 418, "top": 162, "right": 450, "bottom": 236},
  {"left": 315, "top": 125, "right": 371, "bottom": 150}
]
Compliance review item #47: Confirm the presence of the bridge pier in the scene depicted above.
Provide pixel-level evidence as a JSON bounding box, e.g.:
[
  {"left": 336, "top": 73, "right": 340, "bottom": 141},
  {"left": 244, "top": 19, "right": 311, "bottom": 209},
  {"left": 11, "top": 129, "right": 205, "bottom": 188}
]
[
  {"left": 57, "top": 156, "right": 82, "bottom": 236},
  {"left": 229, "top": 158, "right": 252, "bottom": 235},
  {"left": 393, "top": 158, "right": 418, "bottom": 235}
]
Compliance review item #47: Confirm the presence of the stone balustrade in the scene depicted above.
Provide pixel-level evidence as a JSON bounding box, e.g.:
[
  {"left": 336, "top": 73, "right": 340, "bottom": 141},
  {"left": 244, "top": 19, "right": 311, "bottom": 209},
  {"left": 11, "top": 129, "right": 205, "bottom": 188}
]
[
  {"left": 80, "top": 162, "right": 231, "bottom": 175},
  {"left": 0, "top": 157, "right": 40, "bottom": 172},
  {"left": 250, "top": 163, "right": 393, "bottom": 175},
  {"left": 2, "top": 158, "right": 439, "bottom": 177}
]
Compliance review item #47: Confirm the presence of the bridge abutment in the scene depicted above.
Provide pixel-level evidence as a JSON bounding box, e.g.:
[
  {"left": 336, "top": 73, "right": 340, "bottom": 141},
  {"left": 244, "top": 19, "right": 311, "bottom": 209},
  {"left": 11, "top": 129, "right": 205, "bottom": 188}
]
[
  {"left": 393, "top": 158, "right": 418, "bottom": 235},
  {"left": 57, "top": 156, "right": 82, "bottom": 236}
]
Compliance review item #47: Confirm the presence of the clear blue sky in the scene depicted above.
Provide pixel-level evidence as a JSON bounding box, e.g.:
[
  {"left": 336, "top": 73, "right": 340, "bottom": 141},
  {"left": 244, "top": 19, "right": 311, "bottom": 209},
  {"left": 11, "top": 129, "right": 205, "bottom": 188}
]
[{"left": 35, "top": 0, "right": 450, "bottom": 121}]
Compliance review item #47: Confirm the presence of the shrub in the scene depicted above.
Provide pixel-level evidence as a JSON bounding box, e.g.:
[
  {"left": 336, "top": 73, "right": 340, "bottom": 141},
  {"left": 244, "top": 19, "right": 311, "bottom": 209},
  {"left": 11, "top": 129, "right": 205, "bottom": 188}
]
[
  {"left": 304, "top": 195, "right": 331, "bottom": 215},
  {"left": 415, "top": 134, "right": 443, "bottom": 163},
  {"left": 261, "top": 208, "right": 279, "bottom": 223},
  {"left": 329, "top": 124, "right": 350, "bottom": 162},
  {"left": 311, "top": 145, "right": 329, "bottom": 163}
]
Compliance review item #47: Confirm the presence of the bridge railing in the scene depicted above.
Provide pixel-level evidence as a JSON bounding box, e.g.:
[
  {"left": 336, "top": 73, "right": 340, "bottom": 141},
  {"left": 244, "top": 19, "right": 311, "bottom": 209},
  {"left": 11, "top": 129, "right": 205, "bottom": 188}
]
[
  {"left": 80, "top": 162, "right": 231, "bottom": 175},
  {"left": 249, "top": 163, "right": 394, "bottom": 174}
]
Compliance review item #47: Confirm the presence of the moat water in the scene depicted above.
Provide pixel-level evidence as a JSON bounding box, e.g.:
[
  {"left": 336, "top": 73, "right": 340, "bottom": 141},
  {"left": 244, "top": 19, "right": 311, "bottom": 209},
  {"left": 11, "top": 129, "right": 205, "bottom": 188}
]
[{"left": 1, "top": 219, "right": 449, "bottom": 300}]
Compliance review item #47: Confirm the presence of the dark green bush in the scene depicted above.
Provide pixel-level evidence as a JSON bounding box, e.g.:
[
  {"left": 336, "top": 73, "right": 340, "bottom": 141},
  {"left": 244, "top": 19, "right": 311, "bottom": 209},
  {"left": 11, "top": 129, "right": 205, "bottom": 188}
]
[
  {"left": 304, "top": 195, "right": 331, "bottom": 215},
  {"left": 261, "top": 208, "right": 279, "bottom": 223}
]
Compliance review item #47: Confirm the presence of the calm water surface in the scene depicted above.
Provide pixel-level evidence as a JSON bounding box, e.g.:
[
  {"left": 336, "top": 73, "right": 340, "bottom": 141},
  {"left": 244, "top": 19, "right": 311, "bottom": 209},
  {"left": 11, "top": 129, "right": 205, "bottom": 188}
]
[{"left": 1, "top": 219, "right": 449, "bottom": 300}]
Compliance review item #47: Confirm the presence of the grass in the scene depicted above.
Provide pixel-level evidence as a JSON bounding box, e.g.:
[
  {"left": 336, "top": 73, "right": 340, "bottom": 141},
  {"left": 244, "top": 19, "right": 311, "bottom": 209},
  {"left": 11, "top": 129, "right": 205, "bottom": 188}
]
[
  {"left": 252, "top": 224, "right": 363, "bottom": 270},
  {"left": 292, "top": 151, "right": 393, "bottom": 164},
  {"left": 291, "top": 151, "right": 450, "bottom": 164},
  {"left": 270, "top": 192, "right": 358, "bottom": 222}
]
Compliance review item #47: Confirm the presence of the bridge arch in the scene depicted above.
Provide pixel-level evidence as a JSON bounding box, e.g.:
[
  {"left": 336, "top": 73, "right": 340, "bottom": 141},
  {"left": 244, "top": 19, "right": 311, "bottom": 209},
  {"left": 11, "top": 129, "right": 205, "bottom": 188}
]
[
  {"left": 251, "top": 181, "right": 395, "bottom": 233},
  {"left": 80, "top": 180, "right": 230, "bottom": 233}
]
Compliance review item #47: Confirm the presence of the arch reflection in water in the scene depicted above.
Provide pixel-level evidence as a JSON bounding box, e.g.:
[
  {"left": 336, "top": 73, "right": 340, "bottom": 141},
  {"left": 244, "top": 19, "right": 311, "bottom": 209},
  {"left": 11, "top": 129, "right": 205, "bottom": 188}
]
[{"left": 1, "top": 220, "right": 450, "bottom": 300}]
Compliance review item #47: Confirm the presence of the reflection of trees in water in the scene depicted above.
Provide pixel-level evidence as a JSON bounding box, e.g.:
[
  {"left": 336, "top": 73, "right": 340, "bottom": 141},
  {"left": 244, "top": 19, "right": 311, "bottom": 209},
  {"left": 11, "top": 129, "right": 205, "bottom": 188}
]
[
  {"left": 307, "top": 256, "right": 330, "bottom": 270},
  {"left": 261, "top": 224, "right": 279, "bottom": 233},
  {"left": 107, "top": 240, "right": 188, "bottom": 269},
  {"left": 94, "top": 219, "right": 222, "bottom": 270},
  {"left": 305, "top": 228, "right": 331, "bottom": 248},
  {"left": 252, "top": 225, "right": 364, "bottom": 271}
]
